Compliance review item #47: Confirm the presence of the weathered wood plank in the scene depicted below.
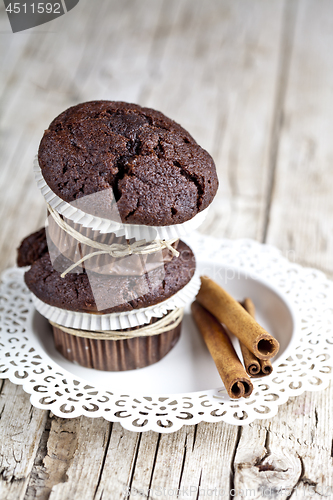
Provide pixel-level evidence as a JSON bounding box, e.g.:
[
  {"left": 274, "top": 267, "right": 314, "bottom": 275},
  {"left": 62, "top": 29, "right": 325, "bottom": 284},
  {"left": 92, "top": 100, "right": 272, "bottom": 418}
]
[
  {"left": 234, "top": 1, "right": 333, "bottom": 498},
  {"left": 23, "top": 414, "right": 51, "bottom": 500},
  {"left": 125, "top": 430, "right": 160, "bottom": 498},
  {"left": 129, "top": 427, "right": 191, "bottom": 499},
  {"left": 0, "top": 381, "right": 47, "bottom": 500},
  {"left": 145, "top": 0, "right": 286, "bottom": 242},
  {"left": 24, "top": 415, "right": 111, "bottom": 500},
  {"left": 266, "top": 0, "right": 333, "bottom": 276},
  {"left": 176, "top": 423, "right": 241, "bottom": 499},
  {"left": 93, "top": 423, "right": 240, "bottom": 499},
  {"left": 47, "top": 417, "right": 111, "bottom": 500},
  {"left": 234, "top": 386, "right": 333, "bottom": 499},
  {"left": 92, "top": 423, "right": 141, "bottom": 500}
]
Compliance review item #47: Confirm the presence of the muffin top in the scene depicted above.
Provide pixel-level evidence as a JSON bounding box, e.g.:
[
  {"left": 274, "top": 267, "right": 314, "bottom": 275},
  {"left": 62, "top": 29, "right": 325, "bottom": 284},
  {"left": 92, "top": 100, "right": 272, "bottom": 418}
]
[
  {"left": 38, "top": 101, "right": 218, "bottom": 226},
  {"left": 24, "top": 240, "right": 196, "bottom": 314}
]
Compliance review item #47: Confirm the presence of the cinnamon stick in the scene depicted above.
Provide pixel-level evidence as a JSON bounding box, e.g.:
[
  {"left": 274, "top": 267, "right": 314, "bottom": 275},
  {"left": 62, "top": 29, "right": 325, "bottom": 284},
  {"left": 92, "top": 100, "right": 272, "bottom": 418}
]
[
  {"left": 259, "top": 359, "right": 273, "bottom": 376},
  {"left": 240, "top": 343, "right": 261, "bottom": 376},
  {"left": 191, "top": 301, "right": 253, "bottom": 399},
  {"left": 242, "top": 297, "right": 256, "bottom": 318},
  {"left": 196, "top": 276, "right": 279, "bottom": 360},
  {"left": 240, "top": 299, "right": 273, "bottom": 377}
]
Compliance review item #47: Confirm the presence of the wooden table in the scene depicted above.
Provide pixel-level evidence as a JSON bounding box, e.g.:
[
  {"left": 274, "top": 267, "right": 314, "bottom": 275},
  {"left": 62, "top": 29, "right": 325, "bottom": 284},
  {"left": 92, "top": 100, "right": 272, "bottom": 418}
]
[{"left": 1, "top": 1, "right": 333, "bottom": 498}]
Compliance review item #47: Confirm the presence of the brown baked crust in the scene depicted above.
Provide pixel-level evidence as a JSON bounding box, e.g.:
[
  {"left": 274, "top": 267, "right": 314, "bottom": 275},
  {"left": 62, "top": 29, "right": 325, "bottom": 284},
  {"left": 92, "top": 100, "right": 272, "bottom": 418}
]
[
  {"left": 24, "top": 240, "right": 196, "bottom": 313},
  {"left": 17, "top": 228, "right": 48, "bottom": 267},
  {"left": 38, "top": 101, "right": 218, "bottom": 226}
]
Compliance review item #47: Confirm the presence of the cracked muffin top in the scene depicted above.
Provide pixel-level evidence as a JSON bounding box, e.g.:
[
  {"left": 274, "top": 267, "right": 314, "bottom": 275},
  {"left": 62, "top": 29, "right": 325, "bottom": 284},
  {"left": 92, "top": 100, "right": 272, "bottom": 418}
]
[{"left": 38, "top": 101, "right": 218, "bottom": 226}]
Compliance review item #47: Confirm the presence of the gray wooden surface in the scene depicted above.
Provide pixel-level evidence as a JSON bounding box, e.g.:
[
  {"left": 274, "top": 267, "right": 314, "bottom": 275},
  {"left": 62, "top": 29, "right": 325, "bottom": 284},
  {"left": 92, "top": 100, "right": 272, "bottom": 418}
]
[{"left": 1, "top": 1, "right": 333, "bottom": 498}]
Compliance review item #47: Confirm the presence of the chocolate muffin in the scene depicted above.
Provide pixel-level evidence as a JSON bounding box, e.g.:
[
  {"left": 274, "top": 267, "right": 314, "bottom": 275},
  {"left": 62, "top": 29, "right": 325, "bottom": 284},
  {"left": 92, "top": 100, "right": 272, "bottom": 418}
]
[
  {"left": 38, "top": 101, "right": 218, "bottom": 226},
  {"left": 23, "top": 240, "right": 195, "bottom": 314},
  {"left": 17, "top": 228, "right": 48, "bottom": 267},
  {"left": 18, "top": 231, "right": 197, "bottom": 371}
]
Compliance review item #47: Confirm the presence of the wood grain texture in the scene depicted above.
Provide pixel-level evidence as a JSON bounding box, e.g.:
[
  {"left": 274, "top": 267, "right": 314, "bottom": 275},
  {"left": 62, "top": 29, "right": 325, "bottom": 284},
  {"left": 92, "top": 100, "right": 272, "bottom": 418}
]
[
  {"left": 233, "top": 1, "right": 333, "bottom": 499},
  {"left": 0, "top": 381, "right": 47, "bottom": 500},
  {"left": 235, "top": 1, "right": 333, "bottom": 499},
  {"left": 0, "top": 0, "right": 332, "bottom": 499},
  {"left": 266, "top": 0, "right": 333, "bottom": 276}
]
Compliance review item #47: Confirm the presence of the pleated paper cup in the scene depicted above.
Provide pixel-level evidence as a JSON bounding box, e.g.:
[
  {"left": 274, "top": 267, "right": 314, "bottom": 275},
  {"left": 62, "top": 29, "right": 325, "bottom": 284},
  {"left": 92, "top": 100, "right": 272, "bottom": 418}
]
[
  {"left": 52, "top": 313, "right": 182, "bottom": 371},
  {"left": 31, "top": 271, "right": 200, "bottom": 330},
  {"left": 34, "top": 157, "right": 210, "bottom": 240},
  {"left": 46, "top": 212, "right": 178, "bottom": 277}
]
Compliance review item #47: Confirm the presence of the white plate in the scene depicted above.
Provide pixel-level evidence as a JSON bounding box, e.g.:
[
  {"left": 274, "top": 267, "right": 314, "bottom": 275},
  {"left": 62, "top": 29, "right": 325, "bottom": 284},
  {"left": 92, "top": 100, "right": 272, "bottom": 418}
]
[
  {"left": 32, "top": 264, "right": 295, "bottom": 394},
  {"left": 1, "top": 233, "right": 333, "bottom": 433}
]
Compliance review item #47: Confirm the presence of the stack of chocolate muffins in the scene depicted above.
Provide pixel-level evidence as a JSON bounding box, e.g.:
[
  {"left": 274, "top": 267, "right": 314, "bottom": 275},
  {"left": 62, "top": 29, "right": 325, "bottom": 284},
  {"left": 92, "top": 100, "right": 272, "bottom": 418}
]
[{"left": 17, "top": 101, "right": 218, "bottom": 371}]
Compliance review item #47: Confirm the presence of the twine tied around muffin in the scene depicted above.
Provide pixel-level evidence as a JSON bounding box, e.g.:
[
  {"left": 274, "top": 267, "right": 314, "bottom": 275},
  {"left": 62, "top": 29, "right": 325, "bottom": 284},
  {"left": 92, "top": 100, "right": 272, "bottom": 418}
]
[
  {"left": 47, "top": 204, "right": 180, "bottom": 278},
  {"left": 50, "top": 307, "right": 184, "bottom": 340}
]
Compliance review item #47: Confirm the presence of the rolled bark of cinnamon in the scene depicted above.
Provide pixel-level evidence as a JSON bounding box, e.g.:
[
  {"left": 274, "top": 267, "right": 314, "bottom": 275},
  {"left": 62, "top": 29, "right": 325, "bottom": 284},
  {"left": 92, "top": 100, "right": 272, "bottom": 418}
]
[
  {"left": 196, "top": 277, "right": 279, "bottom": 360},
  {"left": 240, "top": 343, "right": 261, "bottom": 376},
  {"left": 191, "top": 301, "right": 253, "bottom": 399},
  {"left": 259, "top": 359, "right": 273, "bottom": 376},
  {"left": 240, "top": 299, "right": 273, "bottom": 377}
]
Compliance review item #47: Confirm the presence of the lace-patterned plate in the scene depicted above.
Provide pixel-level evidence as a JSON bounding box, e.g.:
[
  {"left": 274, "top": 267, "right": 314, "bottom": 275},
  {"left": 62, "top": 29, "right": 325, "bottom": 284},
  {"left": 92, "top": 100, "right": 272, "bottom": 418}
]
[{"left": 1, "top": 233, "right": 332, "bottom": 433}]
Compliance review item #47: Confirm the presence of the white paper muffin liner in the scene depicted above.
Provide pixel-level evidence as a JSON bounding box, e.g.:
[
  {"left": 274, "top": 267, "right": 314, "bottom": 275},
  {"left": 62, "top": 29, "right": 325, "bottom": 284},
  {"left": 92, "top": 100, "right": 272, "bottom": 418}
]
[
  {"left": 31, "top": 271, "right": 200, "bottom": 331},
  {"left": 34, "top": 158, "right": 209, "bottom": 240}
]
